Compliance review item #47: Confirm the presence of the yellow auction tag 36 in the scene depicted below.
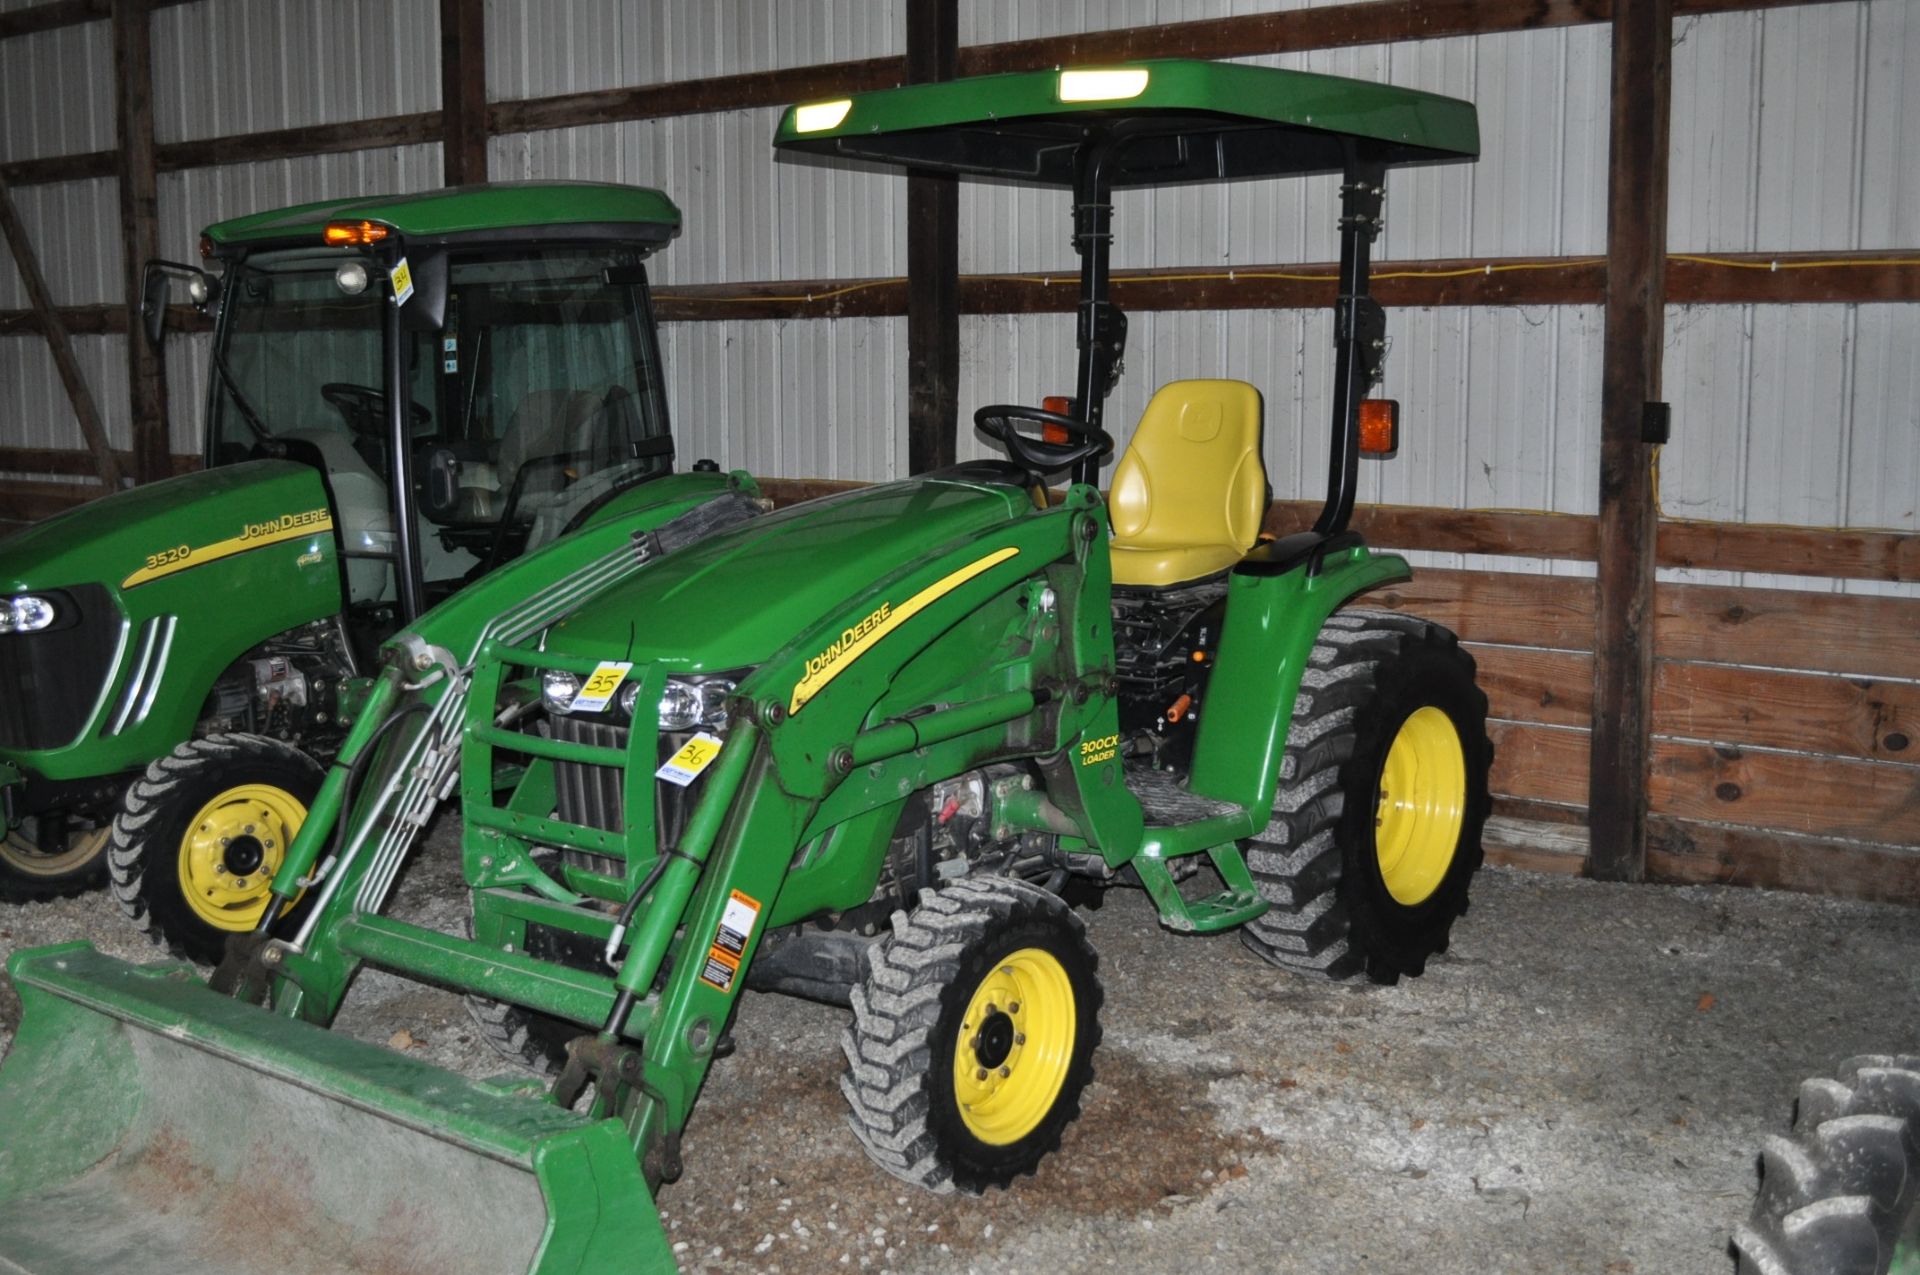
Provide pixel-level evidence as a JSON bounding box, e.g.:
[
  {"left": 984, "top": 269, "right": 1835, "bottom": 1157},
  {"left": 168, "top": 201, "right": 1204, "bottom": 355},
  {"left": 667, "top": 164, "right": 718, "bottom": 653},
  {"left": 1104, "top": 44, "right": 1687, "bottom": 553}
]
[
  {"left": 656, "top": 732, "right": 724, "bottom": 787},
  {"left": 571, "top": 660, "right": 632, "bottom": 713}
]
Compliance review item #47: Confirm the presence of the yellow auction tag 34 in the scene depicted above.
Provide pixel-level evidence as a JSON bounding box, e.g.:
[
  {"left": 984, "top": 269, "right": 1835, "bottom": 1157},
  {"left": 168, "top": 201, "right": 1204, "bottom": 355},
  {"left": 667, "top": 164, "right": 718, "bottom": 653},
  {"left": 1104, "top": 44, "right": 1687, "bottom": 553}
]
[
  {"left": 571, "top": 660, "right": 632, "bottom": 713},
  {"left": 656, "top": 732, "right": 724, "bottom": 787}
]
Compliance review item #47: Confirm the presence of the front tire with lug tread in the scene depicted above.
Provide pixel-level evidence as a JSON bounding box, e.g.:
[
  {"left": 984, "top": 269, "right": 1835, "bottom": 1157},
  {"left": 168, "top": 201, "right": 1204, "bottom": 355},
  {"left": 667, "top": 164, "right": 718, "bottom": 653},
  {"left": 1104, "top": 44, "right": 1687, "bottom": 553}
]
[
  {"left": 840, "top": 876, "right": 1102, "bottom": 1194},
  {"left": 1240, "top": 607, "right": 1491, "bottom": 984},
  {"left": 1735, "top": 1055, "right": 1920, "bottom": 1275},
  {"left": 108, "top": 734, "right": 324, "bottom": 964}
]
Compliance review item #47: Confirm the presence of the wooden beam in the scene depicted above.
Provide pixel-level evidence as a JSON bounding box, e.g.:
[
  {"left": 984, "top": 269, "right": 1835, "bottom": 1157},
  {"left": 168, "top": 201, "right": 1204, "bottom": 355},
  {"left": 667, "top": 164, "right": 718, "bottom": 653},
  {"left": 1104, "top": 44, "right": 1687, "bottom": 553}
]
[
  {"left": 0, "top": 446, "right": 194, "bottom": 478},
  {"left": 1588, "top": 0, "right": 1672, "bottom": 882},
  {"left": 0, "top": 0, "right": 185, "bottom": 40},
  {"left": 905, "top": 0, "right": 959, "bottom": 475},
  {"left": 0, "top": 169, "right": 123, "bottom": 491},
  {"left": 959, "top": 0, "right": 1853, "bottom": 74},
  {"left": 487, "top": 58, "right": 902, "bottom": 137},
  {"left": 113, "top": 0, "right": 167, "bottom": 487},
  {"left": 0, "top": 302, "right": 205, "bottom": 335},
  {"left": 1655, "top": 660, "right": 1920, "bottom": 763},
  {"left": 154, "top": 112, "right": 442, "bottom": 172},
  {"left": 0, "top": 478, "right": 111, "bottom": 523},
  {"left": 439, "top": 0, "right": 487, "bottom": 187},
  {"left": 1368, "top": 571, "right": 1598, "bottom": 651},
  {"left": 1656, "top": 581, "right": 1920, "bottom": 682},
  {"left": 0, "top": 151, "right": 116, "bottom": 186},
  {"left": 0, "top": 0, "right": 104, "bottom": 39},
  {"left": 647, "top": 250, "right": 1920, "bottom": 321},
  {"left": 1647, "top": 818, "right": 1920, "bottom": 908}
]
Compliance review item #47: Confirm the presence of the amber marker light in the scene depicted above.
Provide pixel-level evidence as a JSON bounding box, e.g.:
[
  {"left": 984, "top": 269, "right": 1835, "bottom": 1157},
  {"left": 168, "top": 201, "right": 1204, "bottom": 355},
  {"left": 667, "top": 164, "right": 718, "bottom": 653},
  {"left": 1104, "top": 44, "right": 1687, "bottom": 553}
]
[
  {"left": 1041, "top": 395, "right": 1074, "bottom": 444},
  {"left": 323, "top": 220, "right": 391, "bottom": 247},
  {"left": 1059, "top": 68, "right": 1151, "bottom": 102},
  {"left": 793, "top": 99, "right": 853, "bottom": 133},
  {"left": 1358, "top": 399, "right": 1401, "bottom": 456}
]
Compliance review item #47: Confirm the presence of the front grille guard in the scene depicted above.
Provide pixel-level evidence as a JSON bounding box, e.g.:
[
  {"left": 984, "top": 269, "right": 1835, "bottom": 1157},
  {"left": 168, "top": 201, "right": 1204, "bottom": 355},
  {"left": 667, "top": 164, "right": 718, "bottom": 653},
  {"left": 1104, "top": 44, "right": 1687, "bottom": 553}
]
[
  {"left": 462, "top": 643, "right": 665, "bottom": 897},
  {"left": 289, "top": 539, "right": 655, "bottom": 950}
]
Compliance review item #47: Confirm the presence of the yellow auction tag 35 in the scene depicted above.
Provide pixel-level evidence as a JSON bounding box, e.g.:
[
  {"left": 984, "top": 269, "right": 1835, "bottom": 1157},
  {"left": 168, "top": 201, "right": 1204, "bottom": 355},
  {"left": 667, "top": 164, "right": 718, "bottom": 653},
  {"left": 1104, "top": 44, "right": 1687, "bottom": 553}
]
[
  {"left": 656, "top": 732, "right": 724, "bottom": 787},
  {"left": 571, "top": 660, "right": 632, "bottom": 713}
]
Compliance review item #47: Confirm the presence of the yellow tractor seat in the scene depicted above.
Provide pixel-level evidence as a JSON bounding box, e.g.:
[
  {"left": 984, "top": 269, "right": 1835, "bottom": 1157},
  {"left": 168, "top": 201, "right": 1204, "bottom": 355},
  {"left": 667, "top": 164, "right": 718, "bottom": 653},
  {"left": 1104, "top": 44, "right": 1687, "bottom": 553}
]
[{"left": 1108, "top": 379, "right": 1268, "bottom": 588}]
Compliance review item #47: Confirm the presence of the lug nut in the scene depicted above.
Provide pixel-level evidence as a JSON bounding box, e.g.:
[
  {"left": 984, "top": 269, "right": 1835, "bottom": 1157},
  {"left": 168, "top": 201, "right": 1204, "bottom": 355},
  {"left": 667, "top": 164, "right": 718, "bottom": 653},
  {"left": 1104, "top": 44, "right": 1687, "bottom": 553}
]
[
  {"left": 998, "top": 1066, "right": 1011, "bottom": 1078},
  {"left": 976, "top": 1068, "right": 988, "bottom": 1081}
]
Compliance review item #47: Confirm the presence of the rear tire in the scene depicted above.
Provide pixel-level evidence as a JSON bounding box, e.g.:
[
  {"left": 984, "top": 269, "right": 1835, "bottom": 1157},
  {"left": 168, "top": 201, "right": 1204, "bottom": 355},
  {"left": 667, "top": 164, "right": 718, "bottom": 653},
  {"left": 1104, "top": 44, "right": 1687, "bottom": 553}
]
[
  {"left": 840, "top": 877, "right": 1102, "bottom": 1194},
  {"left": 0, "top": 820, "right": 109, "bottom": 902},
  {"left": 1240, "top": 608, "right": 1491, "bottom": 984},
  {"left": 107, "top": 734, "right": 324, "bottom": 964},
  {"left": 1734, "top": 1056, "right": 1920, "bottom": 1275}
]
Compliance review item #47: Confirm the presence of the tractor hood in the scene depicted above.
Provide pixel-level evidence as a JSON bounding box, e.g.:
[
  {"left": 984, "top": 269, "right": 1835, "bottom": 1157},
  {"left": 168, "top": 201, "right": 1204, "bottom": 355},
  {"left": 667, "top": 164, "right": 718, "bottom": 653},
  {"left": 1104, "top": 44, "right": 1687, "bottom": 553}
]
[
  {"left": 0, "top": 461, "right": 336, "bottom": 596},
  {"left": 542, "top": 472, "right": 1037, "bottom": 673}
]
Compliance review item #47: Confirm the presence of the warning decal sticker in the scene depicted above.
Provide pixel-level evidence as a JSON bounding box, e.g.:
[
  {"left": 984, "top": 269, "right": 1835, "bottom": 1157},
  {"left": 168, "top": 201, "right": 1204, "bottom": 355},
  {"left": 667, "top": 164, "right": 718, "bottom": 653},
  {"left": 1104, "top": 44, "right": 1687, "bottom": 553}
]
[{"left": 698, "top": 890, "right": 762, "bottom": 991}]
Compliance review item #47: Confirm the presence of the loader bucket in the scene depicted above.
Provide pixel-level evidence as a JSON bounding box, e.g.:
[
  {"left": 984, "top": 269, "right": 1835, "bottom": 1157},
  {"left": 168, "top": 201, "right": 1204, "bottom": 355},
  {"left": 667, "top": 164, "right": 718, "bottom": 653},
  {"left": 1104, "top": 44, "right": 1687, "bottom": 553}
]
[{"left": 0, "top": 943, "right": 673, "bottom": 1275}]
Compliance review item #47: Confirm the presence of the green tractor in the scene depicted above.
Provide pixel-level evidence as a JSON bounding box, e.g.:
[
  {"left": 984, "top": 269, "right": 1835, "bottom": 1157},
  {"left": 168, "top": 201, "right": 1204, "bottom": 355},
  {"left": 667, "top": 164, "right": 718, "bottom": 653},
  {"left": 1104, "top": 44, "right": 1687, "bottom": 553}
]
[
  {"left": 0, "top": 60, "right": 1490, "bottom": 1272},
  {"left": 0, "top": 182, "right": 744, "bottom": 959}
]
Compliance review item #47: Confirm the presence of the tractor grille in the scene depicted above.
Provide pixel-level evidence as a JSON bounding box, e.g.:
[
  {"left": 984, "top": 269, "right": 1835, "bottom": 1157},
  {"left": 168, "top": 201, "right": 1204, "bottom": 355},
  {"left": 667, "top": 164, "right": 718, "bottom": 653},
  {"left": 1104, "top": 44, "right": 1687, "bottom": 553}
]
[
  {"left": 548, "top": 714, "right": 701, "bottom": 851},
  {"left": 549, "top": 715, "right": 628, "bottom": 833},
  {"left": 0, "top": 584, "right": 124, "bottom": 751}
]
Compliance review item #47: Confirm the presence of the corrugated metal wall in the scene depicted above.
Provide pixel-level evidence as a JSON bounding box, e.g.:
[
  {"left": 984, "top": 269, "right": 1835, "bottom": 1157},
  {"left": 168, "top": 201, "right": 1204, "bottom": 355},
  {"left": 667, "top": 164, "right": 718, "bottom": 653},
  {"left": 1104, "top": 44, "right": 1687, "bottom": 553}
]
[
  {"left": 1, "top": 0, "right": 1914, "bottom": 555},
  {"left": 0, "top": 0, "right": 445, "bottom": 471},
  {"left": 1661, "top": 3, "right": 1919, "bottom": 598}
]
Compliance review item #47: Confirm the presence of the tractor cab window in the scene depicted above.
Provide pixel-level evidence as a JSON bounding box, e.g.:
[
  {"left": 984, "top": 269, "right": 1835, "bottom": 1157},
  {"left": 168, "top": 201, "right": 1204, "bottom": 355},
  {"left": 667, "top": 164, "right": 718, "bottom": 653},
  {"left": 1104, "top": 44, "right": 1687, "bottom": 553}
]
[{"left": 205, "top": 245, "right": 672, "bottom": 614}]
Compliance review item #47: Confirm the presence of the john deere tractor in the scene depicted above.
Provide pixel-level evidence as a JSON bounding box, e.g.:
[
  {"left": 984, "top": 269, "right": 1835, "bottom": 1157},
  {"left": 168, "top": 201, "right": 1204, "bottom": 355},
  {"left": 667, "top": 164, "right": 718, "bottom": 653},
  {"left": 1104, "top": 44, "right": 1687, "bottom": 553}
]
[
  {"left": 0, "top": 60, "right": 1490, "bottom": 1273},
  {"left": 0, "top": 182, "right": 743, "bottom": 960}
]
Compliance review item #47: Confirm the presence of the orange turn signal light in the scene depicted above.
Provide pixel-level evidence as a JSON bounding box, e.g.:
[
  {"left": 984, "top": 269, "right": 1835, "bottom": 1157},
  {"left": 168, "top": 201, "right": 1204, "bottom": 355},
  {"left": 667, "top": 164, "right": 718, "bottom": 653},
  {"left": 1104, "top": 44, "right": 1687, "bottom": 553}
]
[
  {"left": 1358, "top": 399, "right": 1400, "bottom": 456},
  {"left": 323, "top": 220, "right": 391, "bottom": 247},
  {"left": 1040, "top": 395, "right": 1074, "bottom": 444}
]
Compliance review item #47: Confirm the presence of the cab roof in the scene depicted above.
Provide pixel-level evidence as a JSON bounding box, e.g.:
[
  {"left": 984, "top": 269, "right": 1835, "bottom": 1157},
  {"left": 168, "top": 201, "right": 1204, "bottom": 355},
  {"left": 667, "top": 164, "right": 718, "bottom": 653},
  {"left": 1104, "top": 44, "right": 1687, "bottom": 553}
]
[
  {"left": 204, "top": 181, "right": 682, "bottom": 255},
  {"left": 773, "top": 58, "right": 1478, "bottom": 185}
]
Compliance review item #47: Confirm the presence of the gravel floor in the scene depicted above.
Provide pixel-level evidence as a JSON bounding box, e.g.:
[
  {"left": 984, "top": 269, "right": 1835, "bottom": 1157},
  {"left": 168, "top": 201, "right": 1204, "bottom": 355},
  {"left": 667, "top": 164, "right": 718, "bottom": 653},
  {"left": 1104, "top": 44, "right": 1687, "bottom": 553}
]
[{"left": 3, "top": 834, "right": 1917, "bottom": 1275}]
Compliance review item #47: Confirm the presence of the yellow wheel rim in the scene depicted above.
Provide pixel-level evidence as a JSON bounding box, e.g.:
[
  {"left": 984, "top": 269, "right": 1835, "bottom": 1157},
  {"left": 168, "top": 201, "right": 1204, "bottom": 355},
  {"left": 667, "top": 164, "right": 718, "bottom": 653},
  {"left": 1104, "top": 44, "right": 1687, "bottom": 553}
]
[
  {"left": 176, "top": 783, "right": 307, "bottom": 931},
  {"left": 1, "top": 824, "right": 109, "bottom": 877},
  {"left": 1375, "top": 706, "right": 1467, "bottom": 906},
  {"left": 951, "top": 947, "right": 1077, "bottom": 1146}
]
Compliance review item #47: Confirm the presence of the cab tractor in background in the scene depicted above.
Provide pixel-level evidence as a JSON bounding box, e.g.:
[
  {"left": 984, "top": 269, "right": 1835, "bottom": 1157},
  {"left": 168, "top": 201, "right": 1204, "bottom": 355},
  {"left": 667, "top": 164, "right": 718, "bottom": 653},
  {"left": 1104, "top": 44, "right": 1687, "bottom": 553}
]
[{"left": 0, "top": 182, "right": 742, "bottom": 960}]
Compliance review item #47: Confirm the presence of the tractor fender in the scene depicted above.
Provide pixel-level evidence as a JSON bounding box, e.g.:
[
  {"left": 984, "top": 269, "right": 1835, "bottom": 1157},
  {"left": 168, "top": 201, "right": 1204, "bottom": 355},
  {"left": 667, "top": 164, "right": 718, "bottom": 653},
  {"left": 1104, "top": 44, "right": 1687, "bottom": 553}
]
[{"left": 1185, "top": 543, "right": 1413, "bottom": 813}]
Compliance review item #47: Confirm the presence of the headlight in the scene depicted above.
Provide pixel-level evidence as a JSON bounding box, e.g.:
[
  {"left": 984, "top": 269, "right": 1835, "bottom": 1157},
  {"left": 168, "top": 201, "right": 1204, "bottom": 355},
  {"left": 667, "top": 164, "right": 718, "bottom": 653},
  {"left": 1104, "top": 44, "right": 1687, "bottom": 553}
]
[
  {"left": 0, "top": 594, "right": 57, "bottom": 634},
  {"left": 658, "top": 677, "right": 736, "bottom": 731},
  {"left": 540, "top": 669, "right": 581, "bottom": 714}
]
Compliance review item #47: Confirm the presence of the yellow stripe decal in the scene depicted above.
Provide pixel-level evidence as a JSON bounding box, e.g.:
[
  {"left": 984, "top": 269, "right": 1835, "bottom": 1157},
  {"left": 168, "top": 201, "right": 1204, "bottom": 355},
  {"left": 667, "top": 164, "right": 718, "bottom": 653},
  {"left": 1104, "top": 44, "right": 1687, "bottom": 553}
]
[
  {"left": 122, "top": 510, "right": 335, "bottom": 589},
  {"left": 789, "top": 546, "right": 1020, "bottom": 716}
]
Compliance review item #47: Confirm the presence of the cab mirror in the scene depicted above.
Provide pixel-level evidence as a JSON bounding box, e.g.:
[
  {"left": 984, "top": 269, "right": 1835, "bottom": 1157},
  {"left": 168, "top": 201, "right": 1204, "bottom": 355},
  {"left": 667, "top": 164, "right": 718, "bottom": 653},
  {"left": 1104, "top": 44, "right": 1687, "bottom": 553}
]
[{"left": 140, "top": 264, "right": 172, "bottom": 348}]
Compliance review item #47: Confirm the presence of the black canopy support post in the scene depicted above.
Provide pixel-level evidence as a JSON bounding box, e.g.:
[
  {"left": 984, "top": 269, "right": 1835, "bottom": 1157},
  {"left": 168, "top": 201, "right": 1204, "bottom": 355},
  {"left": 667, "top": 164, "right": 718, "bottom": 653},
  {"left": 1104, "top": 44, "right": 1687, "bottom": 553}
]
[
  {"left": 1068, "top": 144, "right": 1117, "bottom": 488},
  {"left": 1312, "top": 156, "right": 1388, "bottom": 537},
  {"left": 904, "top": 0, "right": 958, "bottom": 475},
  {"left": 384, "top": 295, "right": 426, "bottom": 624}
]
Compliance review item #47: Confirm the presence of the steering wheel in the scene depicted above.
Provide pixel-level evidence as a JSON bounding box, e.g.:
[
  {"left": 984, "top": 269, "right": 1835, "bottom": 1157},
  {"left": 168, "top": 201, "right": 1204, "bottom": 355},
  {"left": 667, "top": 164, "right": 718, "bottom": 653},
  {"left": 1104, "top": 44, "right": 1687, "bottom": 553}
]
[
  {"left": 321, "top": 382, "right": 431, "bottom": 438},
  {"left": 973, "top": 403, "right": 1114, "bottom": 475}
]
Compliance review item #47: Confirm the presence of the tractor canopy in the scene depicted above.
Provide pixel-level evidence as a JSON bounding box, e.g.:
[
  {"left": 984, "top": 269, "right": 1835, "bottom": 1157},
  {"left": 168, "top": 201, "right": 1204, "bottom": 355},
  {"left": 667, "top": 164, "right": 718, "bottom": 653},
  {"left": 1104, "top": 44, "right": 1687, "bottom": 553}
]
[
  {"left": 772, "top": 58, "right": 1478, "bottom": 184},
  {"left": 203, "top": 180, "right": 681, "bottom": 257}
]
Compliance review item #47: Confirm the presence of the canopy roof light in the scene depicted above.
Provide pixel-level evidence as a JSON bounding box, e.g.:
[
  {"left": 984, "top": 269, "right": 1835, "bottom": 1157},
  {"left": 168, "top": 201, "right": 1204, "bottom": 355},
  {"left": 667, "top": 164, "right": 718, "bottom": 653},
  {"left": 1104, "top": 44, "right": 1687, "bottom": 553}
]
[
  {"left": 793, "top": 99, "right": 853, "bottom": 133},
  {"left": 1058, "top": 68, "right": 1151, "bottom": 103}
]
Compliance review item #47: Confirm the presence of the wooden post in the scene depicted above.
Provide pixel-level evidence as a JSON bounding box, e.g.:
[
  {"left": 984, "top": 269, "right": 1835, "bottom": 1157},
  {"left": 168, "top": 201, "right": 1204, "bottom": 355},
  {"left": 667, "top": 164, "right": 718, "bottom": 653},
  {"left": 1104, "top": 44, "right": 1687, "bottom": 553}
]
[
  {"left": 905, "top": 0, "right": 959, "bottom": 474},
  {"left": 0, "top": 168, "right": 124, "bottom": 492},
  {"left": 1589, "top": 0, "right": 1673, "bottom": 881},
  {"left": 113, "top": 0, "right": 167, "bottom": 486},
  {"left": 440, "top": 0, "right": 488, "bottom": 187}
]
